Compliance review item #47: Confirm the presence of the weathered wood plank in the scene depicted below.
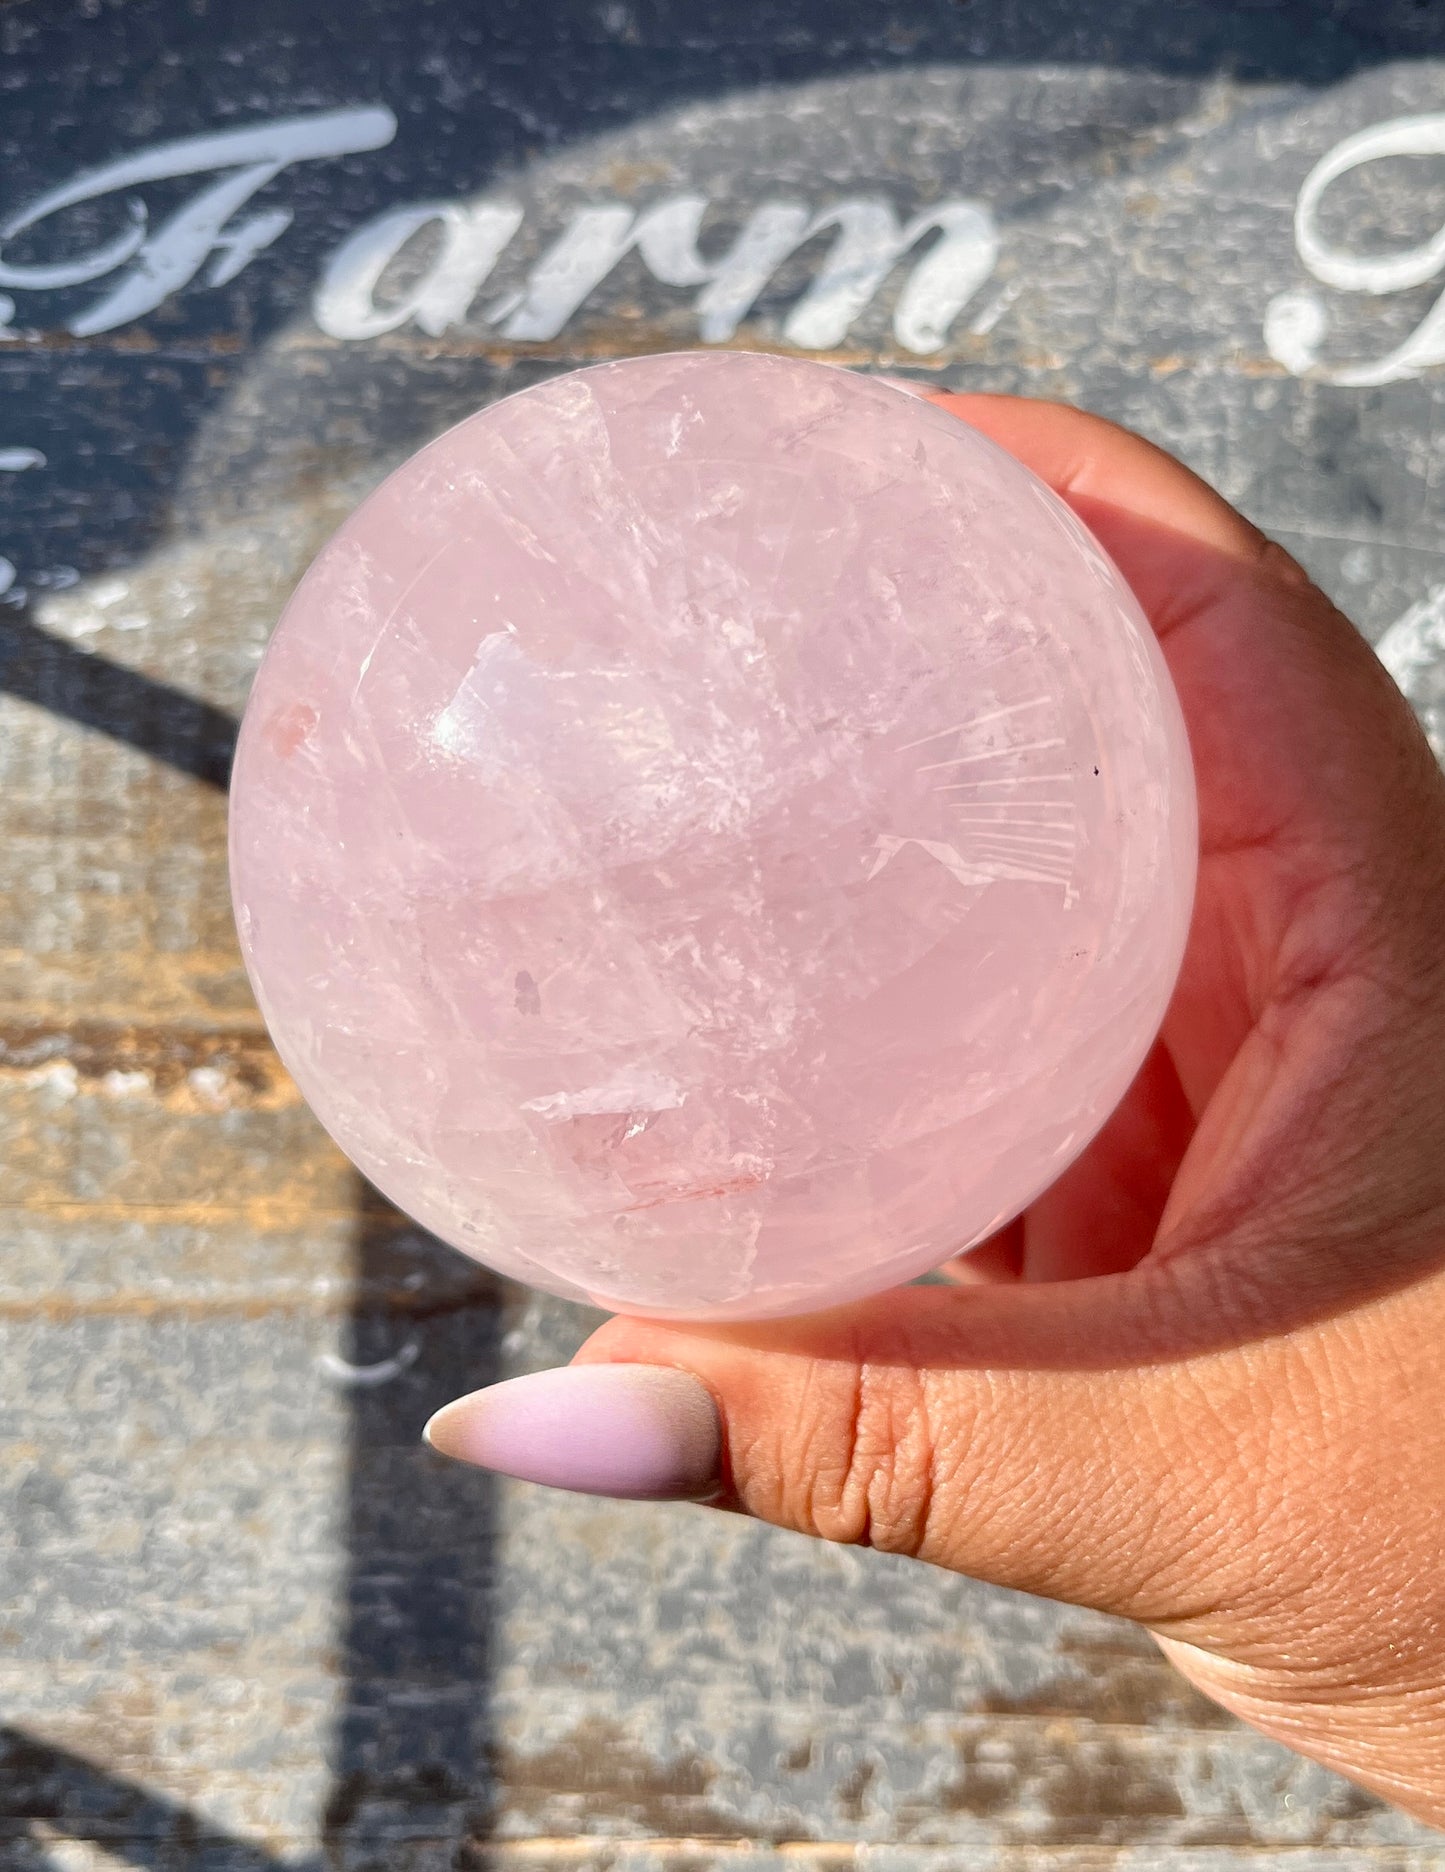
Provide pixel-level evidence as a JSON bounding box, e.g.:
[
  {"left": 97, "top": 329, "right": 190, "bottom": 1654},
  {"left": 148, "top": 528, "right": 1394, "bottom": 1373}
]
[{"left": 6, "top": 3, "right": 1445, "bottom": 1866}]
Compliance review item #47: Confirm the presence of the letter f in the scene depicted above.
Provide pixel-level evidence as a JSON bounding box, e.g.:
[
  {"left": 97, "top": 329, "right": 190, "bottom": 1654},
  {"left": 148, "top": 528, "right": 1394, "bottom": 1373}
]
[{"left": 0, "top": 107, "right": 396, "bottom": 336}]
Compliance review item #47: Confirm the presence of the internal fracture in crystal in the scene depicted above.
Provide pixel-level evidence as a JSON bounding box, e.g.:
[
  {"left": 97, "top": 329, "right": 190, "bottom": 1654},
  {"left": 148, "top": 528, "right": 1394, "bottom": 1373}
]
[{"left": 229, "top": 352, "right": 1196, "bottom": 1320}]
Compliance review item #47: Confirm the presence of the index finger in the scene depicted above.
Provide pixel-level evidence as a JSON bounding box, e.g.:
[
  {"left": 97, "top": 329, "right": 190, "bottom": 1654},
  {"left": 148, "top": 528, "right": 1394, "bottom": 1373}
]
[{"left": 927, "top": 392, "right": 1282, "bottom": 626}]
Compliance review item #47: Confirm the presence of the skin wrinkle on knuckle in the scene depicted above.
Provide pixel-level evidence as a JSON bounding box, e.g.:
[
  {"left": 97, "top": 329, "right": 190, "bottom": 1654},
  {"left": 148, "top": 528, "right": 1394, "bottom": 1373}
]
[
  {"left": 788, "top": 1354, "right": 949, "bottom": 1555},
  {"left": 870, "top": 1366, "right": 953, "bottom": 1557},
  {"left": 838, "top": 1360, "right": 922, "bottom": 1551},
  {"left": 746, "top": 1352, "right": 861, "bottom": 1540},
  {"left": 802, "top": 1360, "right": 870, "bottom": 1544}
]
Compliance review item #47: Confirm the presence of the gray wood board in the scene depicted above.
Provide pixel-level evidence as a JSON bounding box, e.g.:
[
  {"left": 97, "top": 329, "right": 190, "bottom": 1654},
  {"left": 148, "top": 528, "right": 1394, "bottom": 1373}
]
[{"left": 4, "top": 1, "right": 1445, "bottom": 1864}]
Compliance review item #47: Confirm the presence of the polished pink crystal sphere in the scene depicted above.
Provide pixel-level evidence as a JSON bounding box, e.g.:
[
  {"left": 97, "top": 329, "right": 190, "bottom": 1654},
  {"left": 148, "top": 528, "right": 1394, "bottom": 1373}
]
[{"left": 230, "top": 353, "right": 1196, "bottom": 1321}]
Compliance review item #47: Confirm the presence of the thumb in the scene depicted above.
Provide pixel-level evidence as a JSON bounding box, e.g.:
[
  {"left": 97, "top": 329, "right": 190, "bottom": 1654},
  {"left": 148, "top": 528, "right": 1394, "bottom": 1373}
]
[
  {"left": 426, "top": 1261, "right": 1290, "bottom": 1634},
  {"left": 425, "top": 1257, "right": 1445, "bottom": 1827}
]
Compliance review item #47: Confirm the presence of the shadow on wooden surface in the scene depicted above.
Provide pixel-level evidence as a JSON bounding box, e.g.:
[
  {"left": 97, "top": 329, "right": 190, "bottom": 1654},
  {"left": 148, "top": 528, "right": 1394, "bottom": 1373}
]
[
  {"left": 7, "top": 0, "right": 1445, "bottom": 1857},
  {"left": 323, "top": 1185, "right": 505, "bottom": 1851},
  {"left": 1, "top": 541, "right": 507, "bottom": 1854},
  {"left": 0, "top": 618, "right": 238, "bottom": 788},
  {"left": 0, "top": 1185, "right": 508, "bottom": 1862},
  {"left": 0, "top": 1725, "right": 292, "bottom": 1869}
]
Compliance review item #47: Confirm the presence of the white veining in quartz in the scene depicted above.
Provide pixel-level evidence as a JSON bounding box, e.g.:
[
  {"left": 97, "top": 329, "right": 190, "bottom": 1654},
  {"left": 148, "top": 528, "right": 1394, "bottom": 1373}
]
[{"left": 229, "top": 353, "right": 1196, "bottom": 1320}]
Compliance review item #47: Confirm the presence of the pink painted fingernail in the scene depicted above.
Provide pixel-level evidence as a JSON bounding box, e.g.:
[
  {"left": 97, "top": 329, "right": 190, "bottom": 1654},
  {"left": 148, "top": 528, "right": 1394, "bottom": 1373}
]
[{"left": 423, "top": 1365, "right": 722, "bottom": 1501}]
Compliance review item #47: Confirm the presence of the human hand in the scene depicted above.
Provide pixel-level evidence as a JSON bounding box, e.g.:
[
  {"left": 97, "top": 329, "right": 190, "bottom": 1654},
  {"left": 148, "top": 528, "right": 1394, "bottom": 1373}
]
[{"left": 425, "top": 393, "right": 1445, "bottom": 1825}]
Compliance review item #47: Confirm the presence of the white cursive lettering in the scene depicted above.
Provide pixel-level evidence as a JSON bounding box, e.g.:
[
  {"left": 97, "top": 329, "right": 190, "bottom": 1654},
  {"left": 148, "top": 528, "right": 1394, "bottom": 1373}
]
[
  {"left": 0, "top": 108, "right": 397, "bottom": 336},
  {"left": 1376, "top": 584, "right": 1445, "bottom": 763},
  {"left": 314, "top": 188, "right": 999, "bottom": 354},
  {"left": 1265, "top": 111, "right": 1445, "bottom": 386},
  {"left": 314, "top": 199, "right": 525, "bottom": 339},
  {"left": 496, "top": 196, "right": 713, "bottom": 340}
]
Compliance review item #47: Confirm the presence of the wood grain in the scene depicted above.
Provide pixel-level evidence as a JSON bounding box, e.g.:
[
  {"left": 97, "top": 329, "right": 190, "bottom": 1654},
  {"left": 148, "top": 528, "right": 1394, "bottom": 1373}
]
[{"left": 5, "top": 2, "right": 1445, "bottom": 1863}]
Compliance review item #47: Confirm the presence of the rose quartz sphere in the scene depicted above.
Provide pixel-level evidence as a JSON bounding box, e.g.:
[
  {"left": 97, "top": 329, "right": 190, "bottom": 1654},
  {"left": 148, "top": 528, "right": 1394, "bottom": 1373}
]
[{"left": 230, "top": 352, "right": 1196, "bottom": 1321}]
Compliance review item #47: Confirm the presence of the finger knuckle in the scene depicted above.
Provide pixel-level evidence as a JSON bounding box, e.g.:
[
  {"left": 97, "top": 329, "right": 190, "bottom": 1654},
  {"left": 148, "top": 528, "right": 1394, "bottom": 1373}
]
[{"left": 793, "top": 1358, "right": 950, "bottom": 1556}]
